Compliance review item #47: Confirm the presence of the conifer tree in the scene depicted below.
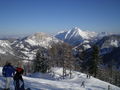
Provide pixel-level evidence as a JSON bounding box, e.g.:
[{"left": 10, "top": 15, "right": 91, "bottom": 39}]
[
  {"left": 89, "top": 45, "right": 99, "bottom": 77},
  {"left": 33, "top": 47, "right": 48, "bottom": 73}
]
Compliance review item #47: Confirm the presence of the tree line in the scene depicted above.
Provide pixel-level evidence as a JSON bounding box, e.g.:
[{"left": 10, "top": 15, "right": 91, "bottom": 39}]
[
  {"left": 0, "top": 42, "right": 120, "bottom": 87},
  {"left": 32, "top": 43, "right": 120, "bottom": 87}
]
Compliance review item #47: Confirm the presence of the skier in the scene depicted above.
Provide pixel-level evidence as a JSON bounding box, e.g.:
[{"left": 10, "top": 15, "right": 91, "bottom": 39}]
[
  {"left": 86, "top": 74, "right": 90, "bottom": 79},
  {"left": 2, "top": 62, "right": 15, "bottom": 90},
  {"left": 81, "top": 81, "right": 85, "bottom": 88},
  {"left": 108, "top": 85, "right": 111, "bottom": 90},
  {"left": 13, "top": 67, "right": 25, "bottom": 90}
]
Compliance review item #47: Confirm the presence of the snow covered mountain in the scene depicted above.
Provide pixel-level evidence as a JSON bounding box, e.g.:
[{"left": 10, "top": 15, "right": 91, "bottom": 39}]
[
  {"left": 55, "top": 27, "right": 114, "bottom": 53},
  {"left": 0, "top": 40, "right": 14, "bottom": 55},
  {"left": 12, "top": 32, "right": 60, "bottom": 60},
  {"left": 55, "top": 27, "right": 97, "bottom": 46},
  {"left": 0, "top": 28, "right": 118, "bottom": 60},
  {"left": 96, "top": 35, "right": 120, "bottom": 55},
  {"left": 75, "top": 34, "right": 120, "bottom": 68},
  {"left": 102, "top": 47, "right": 120, "bottom": 67},
  {"left": 97, "top": 32, "right": 112, "bottom": 38},
  {"left": 0, "top": 67, "right": 120, "bottom": 90}
]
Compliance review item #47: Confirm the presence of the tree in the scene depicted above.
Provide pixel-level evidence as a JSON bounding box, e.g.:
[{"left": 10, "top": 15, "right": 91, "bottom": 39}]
[
  {"left": 88, "top": 45, "right": 100, "bottom": 77},
  {"left": 60, "top": 43, "right": 74, "bottom": 79},
  {"left": 80, "top": 49, "right": 88, "bottom": 73},
  {"left": 49, "top": 43, "right": 74, "bottom": 79},
  {"left": 65, "top": 46, "right": 74, "bottom": 79},
  {"left": 48, "top": 43, "right": 59, "bottom": 67},
  {"left": 33, "top": 47, "right": 49, "bottom": 73}
]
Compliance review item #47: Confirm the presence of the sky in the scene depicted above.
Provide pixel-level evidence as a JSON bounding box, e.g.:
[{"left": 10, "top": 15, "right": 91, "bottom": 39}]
[{"left": 0, "top": 0, "right": 120, "bottom": 36}]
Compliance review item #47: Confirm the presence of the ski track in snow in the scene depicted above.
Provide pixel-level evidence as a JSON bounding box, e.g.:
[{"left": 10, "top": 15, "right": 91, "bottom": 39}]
[{"left": 0, "top": 67, "right": 120, "bottom": 90}]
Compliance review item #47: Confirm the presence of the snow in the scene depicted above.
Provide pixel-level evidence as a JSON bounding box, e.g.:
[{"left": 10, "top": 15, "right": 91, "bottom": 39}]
[
  {"left": 57, "top": 27, "right": 97, "bottom": 40},
  {"left": 55, "top": 27, "right": 115, "bottom": 47},
  {"left": 19, "top": 44, "right": 24, "bottom": 48},
  {"left": 25, "top": 32, "right": 58, "bottom": 47},
  {"left": 110, "top": 40, "right": 118, "bottom": 47},
  {"left": 57, "top": 31, "right": 67, "bottom": 35},
  {"left": 55, "top": 27, "right": 98, "bottom": 46},
  {"left": 0, "top": 67, "right": 120, "bottom": 90},
  {"left": 0, "top": 49, "right": 6, "bottom": 54},
  {"left": 0, "top": 40, "right": 14, "bottom": 55},
  {"left": 65, "top": 30, "right": 71, "bottom": 39},
  {"left": 0, "top": 40, "right": 11, "bottom": 48},
  {"left": 25, "top": 39, "right": 37, "bottom": 46},
  {"left": 12, "top": 32, "right": 60, "bottom": 59},
  {"left": 97, "top": 32, "right": 112, "bottom": 38},
  {"left": 17, "top": 32, "right": 59, "bottom": 48},
  {"left": 83, "top": 44, "right": 91, "bottom": 49}
]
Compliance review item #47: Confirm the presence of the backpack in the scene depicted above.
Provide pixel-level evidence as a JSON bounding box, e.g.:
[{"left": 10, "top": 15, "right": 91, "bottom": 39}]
[{"left": 16, "top": 67, "right": 24, "bottom": 74}]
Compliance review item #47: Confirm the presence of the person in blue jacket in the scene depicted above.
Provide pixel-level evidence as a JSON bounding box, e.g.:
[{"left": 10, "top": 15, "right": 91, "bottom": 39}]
[{"left": 2, "top": 62, "right": 15, "bottom": 90}]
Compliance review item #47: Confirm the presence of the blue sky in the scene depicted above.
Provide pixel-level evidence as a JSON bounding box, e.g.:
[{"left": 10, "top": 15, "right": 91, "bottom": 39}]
[{"left": 0, "top": 0, "right": 120, "bottom": 36}]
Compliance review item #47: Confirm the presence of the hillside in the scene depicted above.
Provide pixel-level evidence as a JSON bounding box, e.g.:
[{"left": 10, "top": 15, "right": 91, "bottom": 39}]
[
  {"left": 0, "top": 67, "right": 119, "bottom": 90},
  {"left": 11, "top": 32, "right": 60, "bottom": 60},
  {"left": 0, "top": 40, "right": 14, "bottom": 55}
]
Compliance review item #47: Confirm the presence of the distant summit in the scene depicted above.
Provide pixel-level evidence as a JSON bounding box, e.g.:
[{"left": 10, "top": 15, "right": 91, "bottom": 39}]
[
  {"left": 55, "top": 27, "right": 97, "bottom": 46},
  {"left": 12, "top": 32, "right": 60, "bottom": 59}
]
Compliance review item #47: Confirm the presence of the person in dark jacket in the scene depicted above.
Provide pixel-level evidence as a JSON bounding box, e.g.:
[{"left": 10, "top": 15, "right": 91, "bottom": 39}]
[
  {"left": 81, "top": 81, "right": 85, "bottom": 87},
  {"left": 2, "top": 62, "right": 15, "bottom": 90},
  {"left": 13, "top": 67, "right": 25, "bottom": 90}
]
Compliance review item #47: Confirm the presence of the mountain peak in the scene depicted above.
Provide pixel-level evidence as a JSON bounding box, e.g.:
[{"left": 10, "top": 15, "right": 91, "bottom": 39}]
[
  {"left": 72, "top": 27, "right": 81, "bottom": 30},
  {"left": 55, "top": 27, "right": 97, "bottom": 46},
  {"left": 28, "top": 32, "right": 48, "bottom": 38},
  {"left": 71, "top": 27, "right": 82, "bottom": 32},
  {"left": 69, "top": 27, "right": 97, "bottom": 39}
]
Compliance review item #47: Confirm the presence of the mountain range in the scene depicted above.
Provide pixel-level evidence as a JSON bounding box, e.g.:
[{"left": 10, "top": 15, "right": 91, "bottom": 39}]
[{"left": 0, "top": 27, "right": 120, "bottom": 62}]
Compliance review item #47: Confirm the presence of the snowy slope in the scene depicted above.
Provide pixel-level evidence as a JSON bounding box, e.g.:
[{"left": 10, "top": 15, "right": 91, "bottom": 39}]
[
  {"left": 0, "top": 40, "right": 14, "bottom": 55},
  {"left": 12, "top": 32, "right": 60, "bottom": 60},
  {"left": 55, "top": 27, "right": 113, "bottom": 52},
  {"left": 55, "top": 27, "right": 97, "bottom": 46},
  {"left": 0, "top": 29, "right": 114, "bottom": 59},
  {"left": 0, "top": 67, "right": 120, "bottom": 90},
  {"left": 24, "top": 32, "right": 59, "bottom": 47},
  {"left": 56, "top": 27, "right": 97, "bottom": 40},
  {"left": 13, "top": 32, "right": 59, "bottom": 48},
  {"left": 96, "top": 35, "right": 120, "bottom": 54}
]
